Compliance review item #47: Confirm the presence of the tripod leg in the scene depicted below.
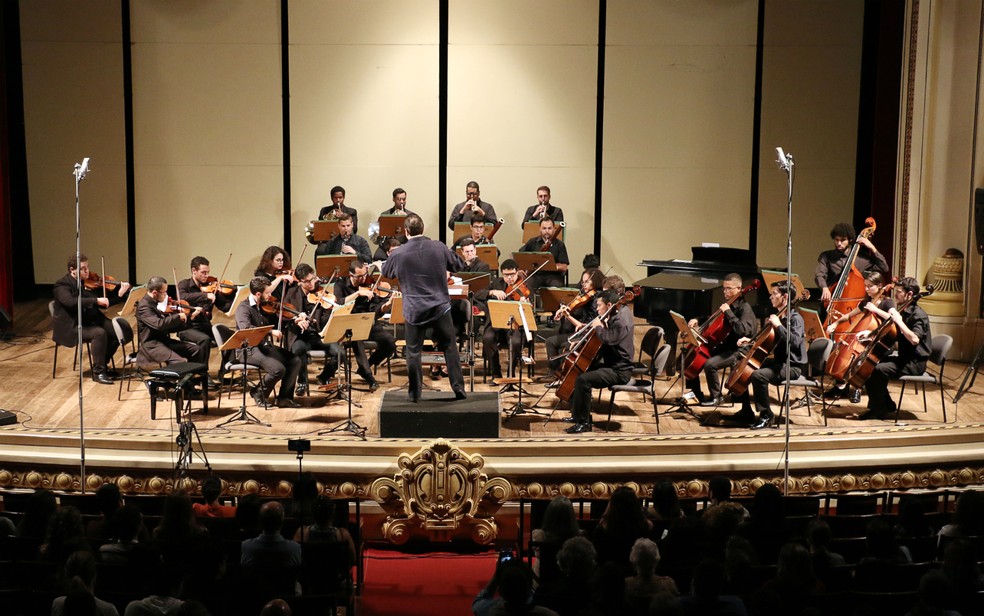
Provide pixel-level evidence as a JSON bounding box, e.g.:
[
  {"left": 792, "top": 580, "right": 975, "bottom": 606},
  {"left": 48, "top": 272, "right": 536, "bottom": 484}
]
[{"left": 954, "top": 341, "right": 984, "bottom": 403}]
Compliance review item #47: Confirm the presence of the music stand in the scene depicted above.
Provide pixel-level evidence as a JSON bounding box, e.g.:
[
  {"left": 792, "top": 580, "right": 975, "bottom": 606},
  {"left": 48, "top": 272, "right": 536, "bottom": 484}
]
[
  {"left": 308, "top": 219, "right": 341, "bottom": 242},
  {"left": 318, "top": 311, "right": 375, "bottom": 439},
  {"left": 453, "top": 221, "right": 492, "bottom": 243},
  {"left": 487, "top": 300, "right": 540, "bottom": 416},
  {"left": 217, "top": 325, "right": 275, "bottom": 427},
  {"left": 791, "top": 307, "right": 825, "bottom": 410},
  {"left": 116, "top": 285, "right": 147, "bottom": 318},
  {"left": 523, "top": 221, "right": 564, "bottom": 243},
  {"left": 512, "top": 252, "right": 558, "bottom": 273},
  {"left": 316, "top": 254, "right": 357, "bottom": 280},
  {"left": 761, "top": 270, "right": 807, "bottom": 307},
  {"left": 658, "top": 311, "right": 701, "bottom": 421},
  {"left": 223, "top": 286, "right": 250, "bottom": 318},
  {"left": 377, "top": 214, "right": 406, "bottom": 238},
  {"left": 475, "top": 245, "right": 500, "bottom": 271},
  {"left": 458, "top": 272, "right": 491, "bottom": 295},
  {"left": 538, "top": 287, "right": 579, "bottom": 313}
]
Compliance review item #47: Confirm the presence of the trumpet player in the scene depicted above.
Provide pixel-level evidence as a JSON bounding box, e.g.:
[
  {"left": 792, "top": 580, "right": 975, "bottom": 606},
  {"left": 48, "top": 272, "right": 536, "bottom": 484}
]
[
  {"left": 372, "top": 188, "right": 416, "bottom": 260},
  {"left": 447, "top": 180, "right": 498, "bottom": 229},
  {"left": 521, "top": 185, "right": 565, "bottom": 226},
  {"left": 319, "top": 185, "right": 360, "bottom": 234}
]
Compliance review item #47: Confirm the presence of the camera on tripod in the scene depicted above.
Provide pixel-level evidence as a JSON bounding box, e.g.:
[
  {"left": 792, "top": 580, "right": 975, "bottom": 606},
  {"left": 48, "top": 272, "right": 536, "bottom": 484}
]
[{"left": 288, "top": 438, "right": 311, "bottom": 453}]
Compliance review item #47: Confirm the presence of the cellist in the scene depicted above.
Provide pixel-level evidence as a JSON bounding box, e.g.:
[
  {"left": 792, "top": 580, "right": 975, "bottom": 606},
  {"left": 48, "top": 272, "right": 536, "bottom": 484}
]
[
  {"left": 564, "top": 289, "right": 634, "bottom": 434},
  {"left": 733, "top": 281, "right": 806, "bottom": 430},
  {"left": 685, "top": 273, "right": 758, "bottom": 407},
  {"left": 822, "top": 271, "right": 894, "bottom": 404},
  {"left": 857, "top": 277, "right": 932, "bottom": 420},
  {"left": 815, "top": 222, "right": 888, "bottom": 318}
]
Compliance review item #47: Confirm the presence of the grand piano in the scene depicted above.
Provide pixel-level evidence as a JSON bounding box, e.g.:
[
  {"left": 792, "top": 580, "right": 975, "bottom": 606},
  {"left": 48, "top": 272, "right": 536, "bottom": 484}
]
[{"left": 634, "top": 246, "right": 766, "bottom": 375}]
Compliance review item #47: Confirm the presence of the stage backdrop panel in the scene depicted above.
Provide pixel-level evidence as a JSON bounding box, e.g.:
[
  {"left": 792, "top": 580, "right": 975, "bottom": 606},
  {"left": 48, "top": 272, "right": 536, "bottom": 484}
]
[
  {"left": 288, "top": 0, "right": 441, "bottom": 248},
  {"left": 447, "top": 0, "right": 598, "bottom": 269},
  {"left": 130, "top": 0, "right": 284, "bottom": 285},
  {"left": 20, "top": 0, "right": 128, "bottom": 284},
  {"left": 756, "top": 0, "right": 863, "bottom": 280},
  {"left": 602, "top": 1, "right": 758, "bottom": 279}
]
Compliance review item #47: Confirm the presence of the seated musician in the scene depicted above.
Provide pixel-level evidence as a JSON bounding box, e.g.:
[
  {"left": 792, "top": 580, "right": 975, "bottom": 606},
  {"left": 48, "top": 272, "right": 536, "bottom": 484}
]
[
  {"left": 564, "top": 289, "right": 635, "bottom": 434},
  {"left": 857, "top": 276, "right": 932, "bottom": 420},
  {"left": 546, "top": 268, "right": 604, "bottom": 375},
  {"left": 373, "top": 237, "right": 403, "bottom": 263},
  {"left": 319, "top": 185, "right": 359, "bottom": 234},
  {"left": 517, "top": 217, "right": 569, "bottom": 297},
  {"left": 452, "top": 219, "right": 494, "bottom": 250},
  {"left": 521, "top": 185, "right": 564, "bottom": 226},
  {"left": 136, "top": 277, "right": 209, "bottom": 366},
  {"left": 176, "top": 255, "right": 234, "bottom": 369},
  {"left": 815, "top": 222, "right": 888, "bottom": 315},
  {"left": 733, "top": 281, "right": 806, "bottom": 430},
  {"left": 448, "top": 180, "right": 497, "bottom": 229},
  {"left": 52, "top": 253, "right": 132, "bottom": 385},
  {"left": 823, "top": 271, "right": 894, "bottom": 404},
  {"left": 603, "top": 275, "right": 633, "bottom": 330},
  {"left": 315, "top": 212, "right": 373, "bottom": 263},
  {"left": 333, "top": 260, "right": 396, "bottom": 392},
  {"left": 372, "top": 188, "right": 414, "bottom": 260},
  {"left": 450, "top": 239, "right": 491, "bottom": 346},
  {"left": 254, "top": 246, "right": 296, "bottom": 300},
  {"left": 284, "top": 263, "right": 342, "bottom": 395},
  {"left": 235, "top": 277, "right": 303, "bottom": 408},
  {"left": 482, "top": 259, "right": 528, "bottom": 381},
  {"left": 685, "top": 273, "right": 758, "bottom": 407}
]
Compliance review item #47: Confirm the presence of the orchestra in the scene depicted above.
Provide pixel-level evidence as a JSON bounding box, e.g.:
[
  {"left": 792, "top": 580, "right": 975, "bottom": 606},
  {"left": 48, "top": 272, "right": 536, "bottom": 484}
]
[{"left": 55, "top": 184, "right": 931, "bottom": 434}]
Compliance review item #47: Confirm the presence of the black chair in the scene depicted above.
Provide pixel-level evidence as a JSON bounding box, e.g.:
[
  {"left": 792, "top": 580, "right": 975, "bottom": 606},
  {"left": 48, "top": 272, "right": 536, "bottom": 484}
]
[
  {"left": 49, "top": 300, "right": 93, "bottom": 378},
  {"left": 827, "top": 493, "right": 884, "bottom": 515},
  {"left": 776, "top": 337, "right": 833, "bottom": 425},
  {"left": 213, "top": 323, "right": 266, "bottom": 404},
  {"left": 605, "top": 344, "right": 671, "bottom": 433},
  {"left": 111, "top": 316, "right": 147, "bottom": 400},
  {"left": 895, "top": 334, "right": 953, "bottom": 423},
  {"left": 631, "top": 326, "right": 664, "bottom": 378}
]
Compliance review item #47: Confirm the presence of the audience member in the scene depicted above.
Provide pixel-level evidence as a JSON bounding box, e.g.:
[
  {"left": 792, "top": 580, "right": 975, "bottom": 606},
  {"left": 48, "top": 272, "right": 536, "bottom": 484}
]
[
  {"left": 854, "top": 518, "right": 913, "bottom": 590},
  {"left": 625, "top": 538, "right": 678, "bottom": 614},
  {"left": 17, "top": 488, "right": 57, "bottom": 542},
  {"left": 757, "top": 541, "right": 823, "bottom": 614},
  {"left": 153, "top": 490, "right": 208, "bottom": 566},
  {"left": 895, "top": 498, "right": 935, "bottom": 539},
  {"left": 42, "top": 506, "right": 91, "bottom": 572},
  {"left": 98, "top": 504, "right": 147, "bottom": 565},
  {"left": 648, "top": 480, "right": 685, "bottom": 541},
  {"left": 678, "top": 559, "right": 747, "bottom": 616},
  {"left": 806, "top": 518, "right": 848, "bottom": 592},
  {"left": 260, "top": 598, "right": 293, "bottom": 616},
  {"left": 592, "top": 487, "right": 653, "bottom": 571},
  {"left": 536, "top": 536, "right": 597, "bottom": 616},
  {"left": 907, "top": 569, "right": 961, "bottom": 616},
  {"left": 52, "top": 550, "right": 119, "bottom": 616},
  {"left": 173, "top": 600, "right": 211, "bottom": 616},
  {"left": 582, "top": 561, "right": 632, "bottom": 616},
  {"left": 123, "top": 562, "right": 185, "bottom": 616},
  {"left": 85, "top": 482, "right": 123, "bottom": 547},
  {"left": 473, "top": 559, "right": 559, "bottom": 616},
  {"left": 531, "top": 496, "right": 581, "bottom": 580},
  {"left": 0, "top": 513, "right": 14, "bottom": 536},
  {"left": 241, "top": 500, "right": 301, "bottom": 601},
  {"left": 292, "top": 496, "right": 357, "bottom": 574},
  {"left": 938, "top": 490, "right": 984, "bottom": 540},
  {"left": 722, "top": 535, "right": 758, "bottom": 596},
  {"left": 736, "top": 483, "right": 786, "bottom": 564},
  {"left": 235, "top": 493, "right": 263, "bottom": 540},
  {"left": 648, "top": 591, "right": 685, "bottom": 616},
  {"left": 192, "top": 477, "right": 235, "bottom": 519},
  {"left": 940, "top": 537, "right": 984, "bottom": 613}
]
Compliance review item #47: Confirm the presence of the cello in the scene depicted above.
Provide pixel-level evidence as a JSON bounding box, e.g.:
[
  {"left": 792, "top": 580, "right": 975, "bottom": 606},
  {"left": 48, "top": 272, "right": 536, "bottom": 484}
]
[
  {"left": 843, "top": 286, "right": 934, "bottom": 389},
  {"left": 823, "top": 217, "right": 877, "bottom": 333},
  {"left": 555, "top": 286, "right": 639, "bottom": 403},
  {"left": 726, "top": 290, "right": 809, "bottom": 398},
  {"left": 682, "top": 279, "right": 760, "bottom": 380},
  {"left": 824, "top": 277, "right": 894, "bottom": 381}
]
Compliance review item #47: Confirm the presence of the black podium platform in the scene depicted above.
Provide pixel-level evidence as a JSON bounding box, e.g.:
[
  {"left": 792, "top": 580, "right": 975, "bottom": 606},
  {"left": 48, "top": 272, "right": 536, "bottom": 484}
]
[{"left": 378, "top": 391, "right": 500, "bottom": 438}]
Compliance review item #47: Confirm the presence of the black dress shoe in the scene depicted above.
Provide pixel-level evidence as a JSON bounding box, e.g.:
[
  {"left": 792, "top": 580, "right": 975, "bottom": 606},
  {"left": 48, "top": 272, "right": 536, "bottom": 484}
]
[
  {"left": 276, "top": 398, "right": 302, "bottom": 408},
  {"left": 749, "top": 415, "right": 774, "bottom": 430},
  {"left": 700, "top": 395, "right": 724, "bottom": 407},
  {"left": 104, "top": 369, "right": 122, "bottom": 379},
  {"left": 849, "top": 389, "right": 862, "bottom": 404},
  {"left": 565, "top": 422, "right": 593, "bottom": 434},
  {"left": 857, "top": 409, "right": 886, "bottom": 420},
  {"left": 316, "top": 374, "right": 330, "bottom": 386},
  {"left": 367, "top": 380, "right": 379, "bottom": 393},
  {"left": 251, "top": 387, "right": 269, "bottom": 408},
  {"left": 823, "top": 386, "right": 846, "bottom": 400},
  {"left": 296, "top": 383, "right": 308, "bottom": 396},
  {"left": 454, "top": 389, "right": 467, "bottom": 400},
  {"left": 731, "top": 408, "right": 756, "bottom": 425},
  {"left": 92, "top": 372, "right": 114, "bottom": 385}
]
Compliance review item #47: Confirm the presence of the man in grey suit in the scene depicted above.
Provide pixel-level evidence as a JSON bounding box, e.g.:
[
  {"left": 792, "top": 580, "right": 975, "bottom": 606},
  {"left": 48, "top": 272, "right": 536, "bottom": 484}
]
[{"left": 382, "top": 214, "right": 468, "bottom": 402}]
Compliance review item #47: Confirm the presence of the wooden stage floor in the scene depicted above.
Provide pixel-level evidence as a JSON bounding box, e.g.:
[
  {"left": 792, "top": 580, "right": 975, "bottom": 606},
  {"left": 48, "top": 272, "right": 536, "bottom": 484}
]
[{"left": 2, "top": 298, "right": 984, "bottom": 496}]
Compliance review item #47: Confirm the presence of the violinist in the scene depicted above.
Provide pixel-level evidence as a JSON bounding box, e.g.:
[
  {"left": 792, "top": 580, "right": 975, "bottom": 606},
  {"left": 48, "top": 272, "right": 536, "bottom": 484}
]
[
  {"left": 482, "top": 259, "right": 527, "bottom": 381},
  {"left": 234, "top": 277, "right": 303, "bottom": 408},
  {"left": 732, "top": 281, "right": 806, "bottom": 430},
  {"left": 517, "top": 217, "right": 569, "bottom": 297},
  {"left": 254, "top": 246, "right": 295, "bottom": 300},
  {"left": 815, "top": 222, "right": 888, "bottom": 314},
  {"left": 381, "top": 214, "right": 468, "bottom": 402},
  {"left": 319, "top": 185, "right": 360, "bottom": 234},
  {"left": 447, "top": 180, "right": 498, "bottom": 229},
  {"left": 283, "top": 263, "right": 342, "bottom": 395},
  {"left": 822, "top": 271, "right": 894, "bottom": 404},
  {"left": 315, "top": 212, "right": 373, "bottom": 263},
  {"left": 332, "top": 260, "right": 396, "bottom": 392},
  {"left": 521, "top": 185, "right": 565, "bottom": 226},
  {"left": 565, "top": 289, "right": 634, "bottom": 434},
  {"left": 135, "top": 277, "right": 209, "bottom": 366},
  {"left": 371, "top": 188, "right": 415, "bottom": 260},
  {"left": 545, "top": 268, "right": 604, "bottom": 374},
  {"left": 52, "top": 253, "right": 132, "bottom": 385},
  {"left": 176, "top": 256, "right": 229, "bottom": 366},
  {"left": 685, "top": 273, "right": 758, "bottom": 407},
  {"left": 857, "top": 277, "right": 932, "bottom": 420}
]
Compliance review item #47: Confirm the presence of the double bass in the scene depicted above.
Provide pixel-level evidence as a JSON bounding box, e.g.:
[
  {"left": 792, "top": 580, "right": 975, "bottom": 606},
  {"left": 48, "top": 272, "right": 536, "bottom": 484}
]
[
  {"left": 824, "top": 279, "right": 894, "bottom": 381},
  {"left": 726, "top": 290, "right": 808, "bottom": 397},
  {"left": 843, "top": 286, "right": 934, "bottom": 389},
  {"left": 555, "top": 286, "right": 640, "bottom": 403},
  {"left": 823, "top": 217, "right": 877, "bottom": 333},
  {"left": 682, "top": 280, "right": 760, "bottom": 380}
]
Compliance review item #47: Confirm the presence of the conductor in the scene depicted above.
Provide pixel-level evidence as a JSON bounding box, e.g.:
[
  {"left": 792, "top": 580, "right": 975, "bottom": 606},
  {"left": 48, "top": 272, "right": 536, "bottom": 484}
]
[{"left": 382, "top": 213, "right": 468, "bottom": 402}]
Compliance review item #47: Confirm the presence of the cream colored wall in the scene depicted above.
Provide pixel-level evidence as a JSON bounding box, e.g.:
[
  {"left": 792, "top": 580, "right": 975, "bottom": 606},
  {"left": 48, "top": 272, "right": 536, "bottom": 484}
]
[
  {"left": 130, "top": 0, "right": 283, "bottom": 285},
  {"left": 757, "top": 0, "right": 863, "bottom": 282},
  {"left": 447, "top": 0, "right": 598, "bottom": 276},
  {"left": 602, "top": 1, "right": 758, "bottom": 282},
  {"left": 289, "top": 0, "right": 441, "bottom": 250},
  {"left": 21, "top": 1, "right": 127, "bottom": 284}
]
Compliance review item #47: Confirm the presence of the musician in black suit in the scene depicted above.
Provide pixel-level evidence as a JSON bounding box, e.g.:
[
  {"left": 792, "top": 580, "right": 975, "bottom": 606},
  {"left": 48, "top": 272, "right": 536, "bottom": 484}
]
[
  {"left": 284, "top": 263, "right": 342, "bottom": 395},
  {"left": 319, "top": 185, "right": 360, "bottom": 234},
  {"left": 815, "top": 222, "right": 888, "bottom": 309},
  {"left": 234, "top": 277, "right": 303, "bottom": 408},
  {"left": 732, "top": 281, "right": 806, "bottom": 430},
  {"left": 382, "top": 214, "right": 468, "bottom": 402},
  {"left": 546, "top": 268, "right": 604, "bottom": 374},
  {"left": 448, "top": 180, "right": 497, "bottom": 229},
  {"left": 451, "top": 239, "right": 492, "bottom": 342},
  {"left": 565, "top": 289, "right": 634, "bottom": 434},
  {"left": 452, "top": 219, "right": 494, "bottom": 250},
  {"left": 333, "top": 260, "right": 396, "bottom": 392},
  {"left": 372, "top": 188, "right": 414, "bottom": 261},
  {"left": 253, "top": 246, "right": 295, "bottom": 301},
  {"left": 315, "top": 213, "right": 372, "bottom": 263},
  {"left": 517, "top": 217, "right": 569, "bottom": 296},
  {"left": 52, "top": 253, "right": 131, "bottom": 385},
  {"left": 521, "top": 185, "right": 565, "bottom": 226},
  {"left": 136, "top": 276, "right": 208, "bottom": 365},
  {"left": 482, "top": 259, "right": 528, "bottom": 381},
  {"left": 176, "top": 255, "right": 231, "bottom": 367}
]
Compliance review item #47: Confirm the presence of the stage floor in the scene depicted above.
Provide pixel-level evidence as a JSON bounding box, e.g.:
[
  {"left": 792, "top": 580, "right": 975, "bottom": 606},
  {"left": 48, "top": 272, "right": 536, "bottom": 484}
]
[{"left": 2, "top": 298, "right": 983, "bottom": 497}]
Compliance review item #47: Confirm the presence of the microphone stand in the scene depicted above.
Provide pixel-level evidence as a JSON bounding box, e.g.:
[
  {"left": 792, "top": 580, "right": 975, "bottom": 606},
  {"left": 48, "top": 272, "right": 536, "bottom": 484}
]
[
  {"left": 776, "top": 147, "right": 795, "bottom": 495},
  {"left": 73, "top": 158, "right": 90, "bottom": 492}
]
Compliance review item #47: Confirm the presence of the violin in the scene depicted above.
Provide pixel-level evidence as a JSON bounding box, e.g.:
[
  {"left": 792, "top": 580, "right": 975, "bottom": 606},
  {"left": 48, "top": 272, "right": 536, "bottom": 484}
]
[
  {"left": 307, "top": 291, "right": 337, "bottom": 310},
  {"left": 161, "top": 298, "right": 207, "bottom": 318},
  {"left": 260, "top": 300, "right": 303, "bottom": 319},
  {"left": 201, "top": 276, "right": 237, "bottom": 295},
  {"left": 83, "top": 272, "right": 120, "bottom": 292},
  {"left": 503, "top": 272, "right": 531, "bottom": 301},
  {"left": 554, "top": 289, "right": 596, "bottom": 321}
]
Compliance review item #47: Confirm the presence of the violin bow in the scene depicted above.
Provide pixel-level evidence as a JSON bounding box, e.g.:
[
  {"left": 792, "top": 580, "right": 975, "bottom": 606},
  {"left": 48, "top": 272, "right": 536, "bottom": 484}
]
[
  {"left": 216, "top": 252, "right": 232, "bottom": 292},
  {"left": 100, "top": 256, "right": 107, "bottom": 299}
]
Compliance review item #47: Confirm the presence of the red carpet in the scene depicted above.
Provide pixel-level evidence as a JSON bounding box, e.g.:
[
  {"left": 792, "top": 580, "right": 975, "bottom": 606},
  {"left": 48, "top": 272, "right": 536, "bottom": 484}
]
[{"left": 358, "top": 549, "right": 498, "bottom": 615}]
